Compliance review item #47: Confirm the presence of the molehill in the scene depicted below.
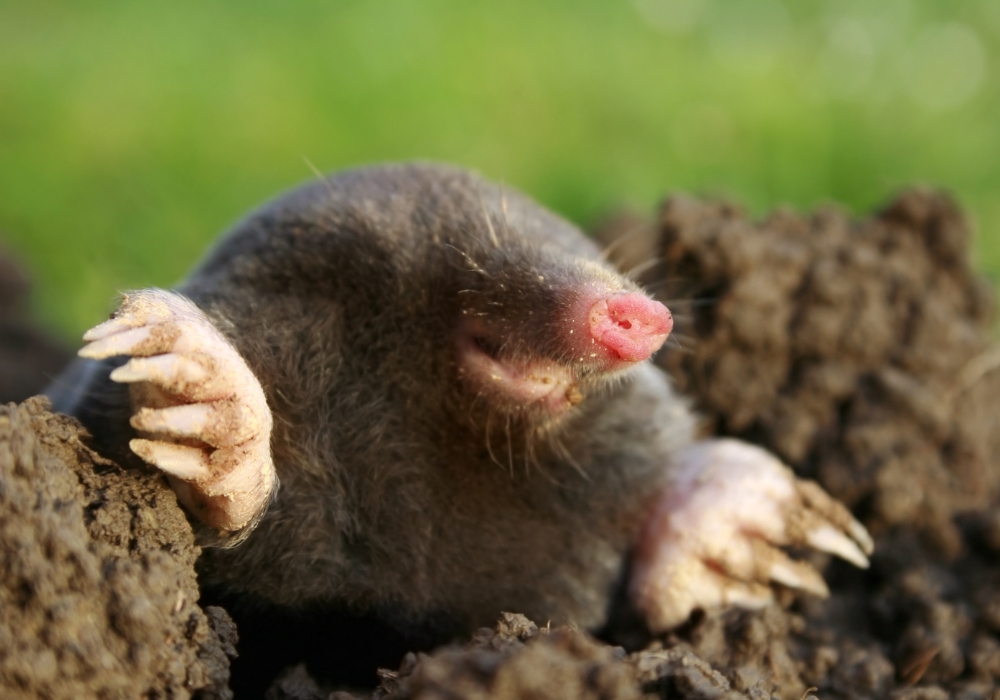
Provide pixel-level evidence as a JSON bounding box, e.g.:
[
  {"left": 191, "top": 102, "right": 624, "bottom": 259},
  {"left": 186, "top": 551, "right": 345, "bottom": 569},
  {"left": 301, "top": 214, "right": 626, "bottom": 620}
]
[{"left": 2, "top": 188, "right": 999, "bottom": 699}]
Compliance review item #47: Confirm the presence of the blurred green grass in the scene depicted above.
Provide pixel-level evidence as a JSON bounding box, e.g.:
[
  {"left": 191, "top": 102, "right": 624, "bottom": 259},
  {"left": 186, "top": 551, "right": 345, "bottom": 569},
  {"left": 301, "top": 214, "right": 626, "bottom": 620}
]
[{"left": 2, "top": 0, "right": 999, "bottom": 338}]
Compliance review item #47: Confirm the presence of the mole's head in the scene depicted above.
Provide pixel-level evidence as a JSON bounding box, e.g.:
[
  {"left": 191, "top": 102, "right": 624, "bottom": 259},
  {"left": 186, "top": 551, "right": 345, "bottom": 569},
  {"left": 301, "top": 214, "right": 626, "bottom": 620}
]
[
  {"left": 398, "top": 167, "right": 674, "bottom": 427},
  {"left": 449, "top": 240, "right": 672, "bottom": 420}
]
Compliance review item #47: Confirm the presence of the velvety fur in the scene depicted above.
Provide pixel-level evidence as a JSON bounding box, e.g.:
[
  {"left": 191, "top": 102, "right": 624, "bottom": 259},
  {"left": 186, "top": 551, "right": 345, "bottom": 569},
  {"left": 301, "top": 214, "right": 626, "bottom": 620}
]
[{"left": 49, "top": 163, "right": 695, "bottom": 634}]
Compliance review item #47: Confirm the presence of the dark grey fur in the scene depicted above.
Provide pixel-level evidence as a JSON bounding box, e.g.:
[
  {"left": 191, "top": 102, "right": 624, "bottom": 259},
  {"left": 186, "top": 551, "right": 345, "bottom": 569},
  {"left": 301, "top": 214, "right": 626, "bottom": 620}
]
[{"left": 49, "top": 163, "right": 695, "bottom": 633}]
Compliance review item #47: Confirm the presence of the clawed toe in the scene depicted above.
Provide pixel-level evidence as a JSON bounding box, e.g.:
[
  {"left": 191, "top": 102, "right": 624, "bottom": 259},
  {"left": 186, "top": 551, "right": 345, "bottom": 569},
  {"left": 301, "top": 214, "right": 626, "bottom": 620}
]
[
  {"left": 806, "top": 524, "right": 870, "bottom": 569},
  {"left": 110, "top": 355, "right": 212, "bottom": 396},
  {"left": 130, "top": 400, "right": 262, "bottom": 447},
  {"left": 130, "top": 438, "right": 213, "bottom": 481},
  {"left": 766, "top": 552, "right": 829, "bottom": 596},
  {"left": 79, "top": 326, "right": 159, "bottom": 360}
]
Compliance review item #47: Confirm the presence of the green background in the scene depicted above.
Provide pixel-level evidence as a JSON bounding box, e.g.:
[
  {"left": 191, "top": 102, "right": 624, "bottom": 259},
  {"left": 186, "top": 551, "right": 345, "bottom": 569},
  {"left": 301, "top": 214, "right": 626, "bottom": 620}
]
[{"left": 2, "top": 0, "right": 998, "bottom": 338}]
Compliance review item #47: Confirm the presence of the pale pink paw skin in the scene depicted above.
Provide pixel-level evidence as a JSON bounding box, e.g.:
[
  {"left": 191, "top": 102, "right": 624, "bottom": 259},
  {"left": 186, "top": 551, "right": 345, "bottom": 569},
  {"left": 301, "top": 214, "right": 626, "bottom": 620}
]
[
  {"left": 631, "top": 438, "right": 873, "bottom": 632},
  {"left": 79, "top": 289, "right": 276, "bottom": 535}
]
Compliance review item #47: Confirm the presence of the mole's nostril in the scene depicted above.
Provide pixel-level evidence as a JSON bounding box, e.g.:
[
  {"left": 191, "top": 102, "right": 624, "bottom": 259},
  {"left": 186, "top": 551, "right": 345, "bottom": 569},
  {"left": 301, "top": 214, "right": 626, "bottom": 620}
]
[{"left": 588, "top": 293, "right": 672, "bottom": 364}]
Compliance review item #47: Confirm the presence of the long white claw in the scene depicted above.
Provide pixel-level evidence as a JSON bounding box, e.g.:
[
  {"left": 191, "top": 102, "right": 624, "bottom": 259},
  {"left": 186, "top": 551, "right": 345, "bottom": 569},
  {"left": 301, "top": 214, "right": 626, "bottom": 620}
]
[
  {"left": 82, "top": 316, "right": 140, "bottom": 342},
  {"left": 130, "top": 439, "right": 213, "bottom": 481},
  {"left": 807, "top": 525, "right": 870, "bottom": 569},
  {"left": 130, "top": 404, "right": 213, "bottom": 442},
  {"left": 78, "top": 326, "right": 155, "bottom": 360},
  {"left": 769, "top": 559, "right": 830, "bottom": 597},
  {"left": 722, "top": 584, "right": 774, "bottom": 610},
  {"left": 111, "top": 354, "right": 209, "bottom": 387},
  {"left": 849, "top": 520, "right": 875, "bottom": 556}
]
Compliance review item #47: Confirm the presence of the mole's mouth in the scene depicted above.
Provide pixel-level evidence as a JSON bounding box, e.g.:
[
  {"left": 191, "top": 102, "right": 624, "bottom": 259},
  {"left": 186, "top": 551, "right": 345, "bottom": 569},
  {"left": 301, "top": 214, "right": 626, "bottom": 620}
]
[
  {"left": 455, "top": 288, "right": 671, "bottom": 415},
  {"left": 457, "top": 330, "right": 579, "bottom": 414}
]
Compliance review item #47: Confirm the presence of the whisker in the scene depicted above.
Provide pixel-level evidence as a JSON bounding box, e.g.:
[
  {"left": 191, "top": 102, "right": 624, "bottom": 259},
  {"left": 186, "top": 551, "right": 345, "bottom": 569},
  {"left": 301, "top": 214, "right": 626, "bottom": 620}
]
[
  {"left": 550, "top": 432, "right": 589, "bottom": 481},
  {"left": 623, "top": 257, "right": 666, "bottom": 280},
  {"left": 505, "top": 414, "right": 514, "bottom": 479},
  {"left": 302, "top": 156, "right": 336, "bottom": 199},
  {"left": 485, "top": 411, "right": 503, "bottom": 471},
  {"left": 477, "top": 192, "right": 501, "bottom": 248},
  {"left": 499, "top": 182, "right": 512, "bottom": 238},
  {"left": 664, "top": 334, "right": 698, "bottom": 354},
  {"left": 523, "top": 423, "right": 533, "bottom": 478},
  {"left": 598, "top": 220, "right": 652, "bottom": 263},
  {"left": 664, "top": 297, "right": 718, "bottom": 309},
  {"left": 444, "top": 244, "right": 492, "bottom": 277},
  {"left": 640, "top": 275, "right": 701, "bottom": 292}
]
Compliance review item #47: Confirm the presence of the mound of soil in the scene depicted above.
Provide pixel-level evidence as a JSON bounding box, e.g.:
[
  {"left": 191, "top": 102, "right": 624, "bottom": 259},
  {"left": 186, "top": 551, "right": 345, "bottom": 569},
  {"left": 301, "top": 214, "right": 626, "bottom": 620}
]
[
  {"left": 640, "top": 189, "right": 1000, "bottom": 699},
  {"left": 0, "top": 397, "right": 236, "bottom": 699},
  {"left": 2, "top": 189, "right": 999, "bottom": 699}
]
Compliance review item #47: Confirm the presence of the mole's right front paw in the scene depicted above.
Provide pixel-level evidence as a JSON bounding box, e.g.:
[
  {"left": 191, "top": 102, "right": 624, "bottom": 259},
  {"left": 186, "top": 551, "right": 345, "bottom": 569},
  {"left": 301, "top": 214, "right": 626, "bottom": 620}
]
[
  {"left": 79, "top": 289, "right": 275, "bottom": 535},
  {"left": 630, "top": 439, "right": 873, "bottom": 632}
]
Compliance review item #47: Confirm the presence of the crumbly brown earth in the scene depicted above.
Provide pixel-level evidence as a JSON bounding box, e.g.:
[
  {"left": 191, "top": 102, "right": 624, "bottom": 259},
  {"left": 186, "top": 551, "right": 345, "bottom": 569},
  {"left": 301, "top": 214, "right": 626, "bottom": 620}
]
[
  {"left": 3, "top": 189, "right": 1000, "bottom": 699},
  {"left": 265, "top": 613, "right": 764, "bottom": 700},
  {"left": 643, "top": 189, "right": 1000, "bottom": 699},
  {"left": 0, "top": 397, "right": 236, "bottom": 699}
]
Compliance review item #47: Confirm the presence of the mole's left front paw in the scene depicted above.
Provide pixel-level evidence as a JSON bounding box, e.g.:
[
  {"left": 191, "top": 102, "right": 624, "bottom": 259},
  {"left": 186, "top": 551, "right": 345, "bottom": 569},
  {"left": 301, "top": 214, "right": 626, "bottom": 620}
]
[
  {"left": 630, "top": 438, "right": 873, "bottom": 632},
  {"left": 79, "top": 289, "right": 275, "bottom": 535}
]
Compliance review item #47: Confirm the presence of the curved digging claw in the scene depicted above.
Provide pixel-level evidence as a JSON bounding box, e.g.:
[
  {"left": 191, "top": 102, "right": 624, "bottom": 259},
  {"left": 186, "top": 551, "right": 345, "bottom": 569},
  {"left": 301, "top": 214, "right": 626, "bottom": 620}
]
[
  {"left": 630, "top": 438, "right": 872, "bottom": 632},
  {"left": 80, "top": 289, "right": 276, "bottom": 534}
]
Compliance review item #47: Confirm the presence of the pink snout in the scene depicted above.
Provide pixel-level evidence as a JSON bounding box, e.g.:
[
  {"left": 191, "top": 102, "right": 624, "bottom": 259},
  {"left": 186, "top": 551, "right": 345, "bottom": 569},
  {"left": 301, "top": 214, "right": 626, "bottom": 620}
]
[{"left": 588, "top": 293, "right": 673, "bottom": 363}]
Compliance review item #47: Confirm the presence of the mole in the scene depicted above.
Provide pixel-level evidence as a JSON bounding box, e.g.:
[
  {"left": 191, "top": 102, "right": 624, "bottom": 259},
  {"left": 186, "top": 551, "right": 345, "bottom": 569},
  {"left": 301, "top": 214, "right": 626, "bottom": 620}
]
[{"left": 48, "top": 163, "right": 871, "bottom": 647}]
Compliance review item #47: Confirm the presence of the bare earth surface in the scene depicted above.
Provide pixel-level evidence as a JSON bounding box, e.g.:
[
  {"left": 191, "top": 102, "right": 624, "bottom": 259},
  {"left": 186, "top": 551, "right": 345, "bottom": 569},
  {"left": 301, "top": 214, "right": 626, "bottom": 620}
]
[
  {"left": 0, "top": 397, "right": 237, "bottom": 699},
  {"left": 3, "top": 190, "right": 1000, "bottom": 699}
]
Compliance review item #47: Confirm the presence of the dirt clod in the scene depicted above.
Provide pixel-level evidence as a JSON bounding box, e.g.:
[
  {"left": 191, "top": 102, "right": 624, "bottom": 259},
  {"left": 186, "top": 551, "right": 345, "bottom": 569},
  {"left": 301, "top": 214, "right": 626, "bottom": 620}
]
[
  {"left": 0, "top": 397, "right": 235, "bottom": 699},
  {"left": 367, "top": 614, "right": 764, "bottom": 700}
]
